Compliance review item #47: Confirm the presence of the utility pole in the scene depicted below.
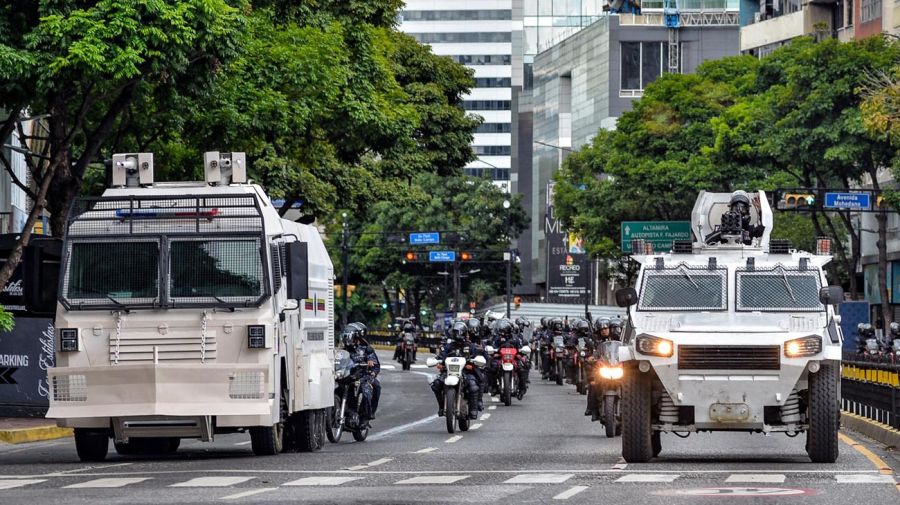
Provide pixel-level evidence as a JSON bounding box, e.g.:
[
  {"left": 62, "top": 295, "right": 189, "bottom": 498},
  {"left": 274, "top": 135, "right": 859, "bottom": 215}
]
[
  {"left": 504, "top": 199, "right": 511, "bottom": 318},
  {"left": 453, "top": 258, "right": 461, "bottom": 314},
  {"left": 340, "top": 212, "right": 349, "bottom": 328},
  {"left": 584, "top": 256, "right": 591, "bottom": 321}
]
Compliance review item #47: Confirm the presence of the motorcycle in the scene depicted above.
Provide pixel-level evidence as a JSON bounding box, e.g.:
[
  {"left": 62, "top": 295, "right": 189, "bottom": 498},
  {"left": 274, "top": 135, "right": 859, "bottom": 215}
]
[
  {"left": 552, "top": 335, "right": 565, "bottom": 386},
  {"left": 399, "top": 332, "right": 416, "bottom": 371},
  {"left": 327, "top": 350, "right": 371, "bottom": 443},
  {"left": 427, "top": 354, "right": 487, "bottom": 433},
  {"left": 594, "top": 340, "right": 623, "bottom": 438},
  {"left": 575, "top": 347, "right": 588, "bottom": 395},
  {"left": 488, "top": 344, "right": 531, "bottom": 406}
]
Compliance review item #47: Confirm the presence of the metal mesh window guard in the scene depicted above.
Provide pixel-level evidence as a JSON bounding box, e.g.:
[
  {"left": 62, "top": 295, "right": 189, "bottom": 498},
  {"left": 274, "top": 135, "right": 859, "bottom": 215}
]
[
  {"left": 736, "top": 267, "right": 823, "bottom": 312},
  {"left": 270, "top": 243, "right": 283, "bottom": 294},
  {"left": 638, "top": 265, "right": 727, "bottom": 311},
  {"left": 169, "top": 239, "right": 264, "bottom": 305},
  {"left": 63, "top": 241, "right": 160, "bottom": 306}
]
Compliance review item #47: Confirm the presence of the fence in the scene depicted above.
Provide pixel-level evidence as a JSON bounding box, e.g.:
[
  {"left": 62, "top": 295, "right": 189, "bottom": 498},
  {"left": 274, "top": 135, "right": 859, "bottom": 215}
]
[
  {"left": 367, "top": 330, "right": 443, "bottom": 353},
  {"left": 841, "top": 358, "right": 900, "bottom": 429}
]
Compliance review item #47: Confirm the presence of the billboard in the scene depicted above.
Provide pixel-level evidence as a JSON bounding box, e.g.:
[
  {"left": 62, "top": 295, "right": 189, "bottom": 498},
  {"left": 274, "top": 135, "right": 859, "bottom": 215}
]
[{"left": 545, "top": 183, "right": 587, "bottom": 303}]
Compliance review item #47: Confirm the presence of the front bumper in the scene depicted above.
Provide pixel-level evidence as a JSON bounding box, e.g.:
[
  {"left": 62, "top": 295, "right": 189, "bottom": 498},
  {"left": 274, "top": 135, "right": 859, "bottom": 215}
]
[{"left": 47, "top": 363, "right": 271, "bottom": 420}]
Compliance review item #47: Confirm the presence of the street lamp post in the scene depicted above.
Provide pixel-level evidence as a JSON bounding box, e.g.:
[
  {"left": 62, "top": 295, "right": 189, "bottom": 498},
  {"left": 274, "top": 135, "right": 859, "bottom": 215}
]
[
  {"left": 503, "top": 199, "right": 511, "bottom": 318},
  {"left": 340, "top": 212, "right": 349, "bottom": 328}
]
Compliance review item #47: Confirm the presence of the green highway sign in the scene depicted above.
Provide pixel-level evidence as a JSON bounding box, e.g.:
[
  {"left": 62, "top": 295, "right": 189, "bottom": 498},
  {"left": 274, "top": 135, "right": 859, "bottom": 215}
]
[{"left": 621, "top": 221, "right": 692, "bottom": 253}]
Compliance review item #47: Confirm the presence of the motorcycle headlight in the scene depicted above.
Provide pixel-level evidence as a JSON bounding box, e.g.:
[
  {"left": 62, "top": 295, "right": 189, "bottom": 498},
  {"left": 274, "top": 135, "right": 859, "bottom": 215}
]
[
  {"left": 635, "top": 334, "right": 673, "bottom": 358},
  {"left": 599, "top": 366, "right": 624, "bottom": 380},
  {"left": 784, "top": 335, "right": 821, "bottom": 358}
]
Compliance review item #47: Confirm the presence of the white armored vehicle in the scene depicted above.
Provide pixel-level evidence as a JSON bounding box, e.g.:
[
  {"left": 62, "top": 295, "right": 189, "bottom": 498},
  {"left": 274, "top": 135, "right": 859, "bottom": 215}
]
[
  {"left": 47, "top": 152, "right": 335, "bottom": 461},
  {"left": 616, "top": 191, "right": 844, "bottom": 463}
]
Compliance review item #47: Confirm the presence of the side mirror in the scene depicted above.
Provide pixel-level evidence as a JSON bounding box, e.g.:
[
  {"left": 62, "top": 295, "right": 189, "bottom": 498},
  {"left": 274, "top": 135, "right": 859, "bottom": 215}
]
[
  {"left": 22, "top": 237, "right": 62, "bottom": 315},
  {"left": 819, "top": 285, "right": 843, "bottom": 306},
  {"left": 485, "top": 345, "right": 495, "bottom": 354},
  {"left": 615, "top": 287, "right": 638, "bottom": 308},
  {"left": 519, "top": 345, "right": 531, "bottom": 355},
  {"left": 285, "top": 242, "right": 309, "bottom": 301},
  {"left": 426, "top": 357, "right": 439, "bottom": 367},
  {"left": 472, "top": 355, "right": 487, "bottom": 368}
]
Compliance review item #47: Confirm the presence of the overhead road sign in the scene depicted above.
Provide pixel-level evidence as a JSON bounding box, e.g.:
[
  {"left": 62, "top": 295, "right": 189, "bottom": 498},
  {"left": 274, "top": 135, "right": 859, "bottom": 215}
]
[
  {"left": 429, "top": 251, "right": 456, "bottom": 262},
  {"left": 621, "top": 221, "right": 692, "bottom": 253},
  {"left": 410, "top": 232, "right": 440, "bottom": 245},
  {"left": 824, "top": 193, "right": 870, "bottom": 211}
]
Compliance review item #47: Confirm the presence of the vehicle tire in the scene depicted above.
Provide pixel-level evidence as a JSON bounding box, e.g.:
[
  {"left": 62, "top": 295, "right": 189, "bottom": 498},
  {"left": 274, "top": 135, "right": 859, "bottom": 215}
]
[
  {"left": 555, "top": 361, "right": 564, "bottom": 386},
  {"left": 352, "top": 425, "right": 369, "bottom": 442},
  {"left": 604, "top": 397, "right": 616, "bottom": 438},
  {"left": 74, "top": 428, "right": 109, "bottom": 462},
  {"left": 621, "top": 365, "right": 654, "bottom": 463},
  {"left": 295, "top": 410, "right": 324, "bottom": 453},
  {"left": 250, "top": 422, "right": 284, "bottom": 456},
  {"left": 445, "top": 388, "right": 457, "bottom": 434},
  {"left": 806, "top": 361, "right": 840, "bottom": 463},
  {"left": 326, "top": 393, "right": 344, "bottom": 443},
  {"left": 502, "top": 372, "right": 512, "bottom": 406},
  {"left": 652, "top": 431, "right": 662, "bottom": 457}
]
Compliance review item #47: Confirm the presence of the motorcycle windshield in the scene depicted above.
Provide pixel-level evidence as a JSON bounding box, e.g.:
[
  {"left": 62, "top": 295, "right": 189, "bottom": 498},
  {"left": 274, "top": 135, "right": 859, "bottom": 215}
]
[
  {"left": 335, "top": 350, "right": 354, "bottom": 373},
  {"left": 599, "top": 341, "right": 621, "bottom": 365},
  {"left": 553, "top": 336, "right": 565, "bottom": 347}
]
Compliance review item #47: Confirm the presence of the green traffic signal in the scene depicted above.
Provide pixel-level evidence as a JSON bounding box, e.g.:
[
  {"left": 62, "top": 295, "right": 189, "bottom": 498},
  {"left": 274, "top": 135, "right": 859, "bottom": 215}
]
[
  {"left": 381, "top": 303, "right": 388, "bottom": 310},
  {"left": 805, "top": 195, "right": 815, "bottom": 206}
]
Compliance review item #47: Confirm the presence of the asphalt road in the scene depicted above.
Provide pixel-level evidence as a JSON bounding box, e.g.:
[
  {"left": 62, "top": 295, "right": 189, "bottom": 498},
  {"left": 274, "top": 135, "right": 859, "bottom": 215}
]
[{"left": 0, "top": 351, "right": 898, "bottom": 504}]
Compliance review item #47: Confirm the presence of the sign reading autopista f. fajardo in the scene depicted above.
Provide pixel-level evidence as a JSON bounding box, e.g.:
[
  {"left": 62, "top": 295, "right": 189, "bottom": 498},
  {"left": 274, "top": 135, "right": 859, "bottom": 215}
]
[{"left": 621, "top": 221, "right": 692, "bottom": 253}]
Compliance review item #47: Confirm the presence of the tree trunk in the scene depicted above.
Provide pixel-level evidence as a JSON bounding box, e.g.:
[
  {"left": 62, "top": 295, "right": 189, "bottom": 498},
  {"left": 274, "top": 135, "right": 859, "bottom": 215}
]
[{"left": 869, "top": 168, "right": 892, "bottom": 329}]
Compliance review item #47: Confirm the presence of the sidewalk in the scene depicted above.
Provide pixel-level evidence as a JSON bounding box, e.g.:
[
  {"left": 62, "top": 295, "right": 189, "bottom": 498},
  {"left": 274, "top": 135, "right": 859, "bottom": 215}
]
[{"left": 0, "top": 417, "right": 72, "bottom": 444}]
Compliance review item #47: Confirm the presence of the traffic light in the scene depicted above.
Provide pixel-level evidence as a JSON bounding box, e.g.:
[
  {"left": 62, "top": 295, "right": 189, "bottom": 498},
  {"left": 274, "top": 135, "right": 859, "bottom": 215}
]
[
  {"left": 781, "top": 193, "right": 815, "bottom": 210},
  {"left": 876, "top": 195, "right": 887, "bottom": 210},
  {"left": 381, "top": 303, "right": 388, "bottom": 310},
  {"left": 460, "top": 251, "right": 474, "bottom": 261},
  {"left": 514, "top": 296, "right": 522, "bottom": 310},
  {"left": 403, "top": 251, "right": 422, "bottom": 263}
]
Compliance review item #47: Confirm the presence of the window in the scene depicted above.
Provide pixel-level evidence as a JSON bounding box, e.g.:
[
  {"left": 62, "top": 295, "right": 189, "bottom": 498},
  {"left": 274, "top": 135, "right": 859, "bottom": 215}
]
[
  {"left": 736, "top": 269, "right": 823, "bottom": 312},
  {"left": 410, "top": 32, "right": 512, "bottom": 43},
  {"left": 450, "top": 55, "right": 511, "bottom": 65},
  {"left": 64, "top": 241, "right": 160, "bottom": 306},
  {"left": 465, "top": 167, "right": 510, "bottom": 179},
  {"left": 401, "top": 10, "right": 512, "bottom": 21},
  {"left": 476, "top": 123, "right": 512, "bottom": 133},
  {"left": 860, "top": 0, "right": 882, "bottom": 22},
  {"left": 474, "top": 77, "right": 512, "bottom": 88},
  {"left": 638, "top": 266, "right": 727, "bottom": 311},
  {"left": 621, "top": 42, "right": 672, "bottom": 93},
  {"left": 463, "top": 100, "right": 511, "bottom": 110},
  {"left": 473, "top": 145, "right": 512, "bottom": 155},
  {"left": 169, "top": 239, "right": 264, "bottom": 305}
]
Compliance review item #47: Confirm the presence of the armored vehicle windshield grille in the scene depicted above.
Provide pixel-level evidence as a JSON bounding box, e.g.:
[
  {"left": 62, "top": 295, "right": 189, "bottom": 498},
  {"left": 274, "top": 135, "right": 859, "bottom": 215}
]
[
  {"left": 67, "top": 194, "right": 263, "bottom": 237},
  {"left": 678, "top": 345, "right": 780, "bottom": 370},
  {"left": 638, "top": 264, "right": 727, "bottom": 311},
  {"left": 736, "top": 266, "right": 823, "bottom": 312}
]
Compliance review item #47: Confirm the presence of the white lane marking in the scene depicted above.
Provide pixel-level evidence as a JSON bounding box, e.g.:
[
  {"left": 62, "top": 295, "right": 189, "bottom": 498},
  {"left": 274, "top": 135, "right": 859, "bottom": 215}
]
[
  {"left": 283, "top": 476, "right": 364, "bottom": 486},
  {"left": 345, "top": 458, "right": 392, "bottom": 471},
  {"left": 481, "top": 413, "right": 491, "bottom": 420},
  {"left": 367, "top": 415, "right": 438, "bottom": 441},
  {"left": 0, "top": 479, "right": 46, "bottom": 490},
  {"left": 490, "top": 397, "right": 499, "bottom": 402},
  {"left": 834, "top": 474, "right": 897, "bottom": 483},
  {"left": 345, "top": 465, "right": 369, "bottom": 471},
  {"left": 611, "top": 463, "right": 627, "bottom": 470},
  {"left": 395, "top": 475, "right": 469, "bottom": 485},
  {"left": 170, "top": 477, "right": 254, "bottom": 487},
  {"left": 381, "top": 364, "right": 396, "bottom": 370},
  {"left": 445, "top": 435, "right": 463, "bottom": 443},
  {"left": 616, "top": 474, "right": 679, "bottom": 483},
  {"left": 470, "top": 423, "right": 482, "bottom": 430},
  {"left": 553, "top": 486, "right": 589, "bottom": 500},
  {"left": 234, "top": 441, "right": 252, "bottom": 446},
  {"left": 725, "top": 474, "right": 786, "bottom": 483},
  {"left": 414, "top": 447, "right": 438, "bottom": 454},
  {"left": 411, "top": 364, "right": 428, "bottom": 369},
  {"left": 506, "top": 473, "right": 573, "bottom": 484},
  {"left": 488, "top": 406, "right": 497, "bottom": 410},
  {"left": 220, "top": 488, "right": 277, "bottom": 500},
  {"left": 64, "top": 477, "right": 150, "bottom": 488},
  {"left": 54, "top": 463, "right": 133, "bottom": 475}
]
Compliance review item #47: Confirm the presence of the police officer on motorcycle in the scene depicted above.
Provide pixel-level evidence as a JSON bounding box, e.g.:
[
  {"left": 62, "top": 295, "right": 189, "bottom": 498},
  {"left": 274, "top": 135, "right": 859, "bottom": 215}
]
[
  {"left": 542, "top": 317, "right": 564, "bottom": 379},
  {"left": 393, "top": 318, "right": 418, "bottom": 362},
  {"left": 584, "top": 317, "right": 611, "bottom": 418},
  {"left": 487, "top": 319, "right": 530, "bottom": 394},
  {"left": 431, "top": 322, "right": 483, "bottom": 419},
  {"left": 566, "top": 318, "right": 590, "bottom": 384},
  {"left": 342, "top": 322, "right": 381, "bottom": 423}
]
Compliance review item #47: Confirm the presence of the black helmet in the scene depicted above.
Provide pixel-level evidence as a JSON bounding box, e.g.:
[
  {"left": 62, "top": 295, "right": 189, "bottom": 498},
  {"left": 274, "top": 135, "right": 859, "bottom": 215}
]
[
  {"left": 891, "top": 322, "right": 900, "bottom": 335},
  {"left": 515, "top": 316, "right": 531, "bottom": 330},
  {"left": 466, "top": 318, "right": 481, "bottom": 335},
  {"left": 572, "top": 318, "right": 591, "bottom": 337},
  {"left": 449, "top": 321, "right": 468, "bottom": 342},
  {"left": 495, "top": 319, "right": 514, "bottom": 339},
  {"left": 341, "top": 322, "right": 366, "bottom": 350},
  {"left": 402, "top": 321, "right": 415, "bottom": 332},
  {"left": 594, "top": 317, "right": 610, "bottom": 330},
  {"left": 609, "top": 318, "right": 624, "bottom": 338},
  {"left": 549, "top": 317, "right": 564, "bottom": 333},
  {"left": 540, "top": 317, "right": 548, "bottom": 328}
]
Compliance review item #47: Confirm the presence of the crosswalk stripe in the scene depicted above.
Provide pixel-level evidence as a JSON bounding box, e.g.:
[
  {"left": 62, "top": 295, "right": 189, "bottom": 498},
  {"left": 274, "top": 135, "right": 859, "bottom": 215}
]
[
  {"left": 170, "top": 477, "right": 254, "bottom": 487},
  {"left": 234, "top": 441, "right": 252, "bottom": 446},
  {"left": 64, "top": 477, "right": 150, "bottom": 488},
  {"left": 220, "top": 488, "right": 277, "bottom": 500},
  {"left": 446, "top": 435, "right": 463, "bottom": 443},
  {"left": 481, "top": 413, "right": 491, "bottom": 420},
  {"left": 470, "top": 423, "right": 482, "bottom": 430},
  {"left": 283, "top": 477, "right": 364, "bottom": 486},
  {"left": 414, "top": 447, "right": 438, "bottom": 454},
  {"left": 381, "top": 365, "right": 396, "bottom": 370},
  {"left": 411, "top": 364, "right": 428, "bottom": 369},
  {"left": 488, "top": 406, "right": 497, "bottom": 410},
  {"left": 615, "top": 474, "right": 680, "bottom": 483},
  {"left": 506, "top": 473, "right": 573, "bottom": 484},
  {"left": 834, "top": 474, "right": 896, "bottom": 484},
  {"left": 725, "top": 474, "right": 786, "bottom": 483},
  {"left": 0, "top": 479, "right": 46, "bottom": 490},
  {"left": 395, "top": 475, "right": 469, "bottom": 485},
  {"left": 553, "top": 485, "right": 589, "bottom": 500}
]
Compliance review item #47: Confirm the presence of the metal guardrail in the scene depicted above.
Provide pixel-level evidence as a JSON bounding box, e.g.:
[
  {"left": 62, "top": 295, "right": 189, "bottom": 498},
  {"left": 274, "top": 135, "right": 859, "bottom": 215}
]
[
  {"left": 841, "top": 359, "right": 900, "bottom": 430},
  {"left": 367, "top": 330, "right": 443, "bottom": 353}
]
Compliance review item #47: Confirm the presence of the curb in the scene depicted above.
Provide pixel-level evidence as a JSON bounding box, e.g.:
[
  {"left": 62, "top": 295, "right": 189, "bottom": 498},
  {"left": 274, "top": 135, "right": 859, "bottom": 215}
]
[
  {"left": 842, "top": 411, "right": 900, "bottom": 449},
  {"left": 0, "top": 425, "right": 73, "bottom": 445}
]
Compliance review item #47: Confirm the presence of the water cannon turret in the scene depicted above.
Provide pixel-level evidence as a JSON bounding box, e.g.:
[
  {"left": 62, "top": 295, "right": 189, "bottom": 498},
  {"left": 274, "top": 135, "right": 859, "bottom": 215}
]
[
  {"left": 111, "top": 153, "right": 154, "bottom": 187},
  {"left": 204, "top": 151, "right": 247, "bottom": 185},
  {"left": 692, "top": 190, "right": 772, "bottom": 250}
]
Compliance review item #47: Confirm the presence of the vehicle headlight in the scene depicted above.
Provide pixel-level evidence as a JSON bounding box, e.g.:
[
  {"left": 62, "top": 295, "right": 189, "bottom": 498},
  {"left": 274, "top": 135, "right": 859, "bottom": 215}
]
[
  {"left": 635, "top": 334, "right": 673, "bottom": 358},
  {"left": 248, "top": 325, "right": 266, "bottom": 349},
  {"left": 784, "top": 335, "right": 822, "bottom": 358},
  {"left": 599, "top": 366, "right": 624, "bottom": 380},
  {"left": 59, "top": 329, "right": 79, "bottom": 352}
]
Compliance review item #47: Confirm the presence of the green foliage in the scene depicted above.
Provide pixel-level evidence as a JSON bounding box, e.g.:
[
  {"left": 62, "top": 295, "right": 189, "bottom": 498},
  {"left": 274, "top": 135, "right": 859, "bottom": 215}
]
[{"left": 0, "top": 306, "right": 13, "bottom": 333}]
